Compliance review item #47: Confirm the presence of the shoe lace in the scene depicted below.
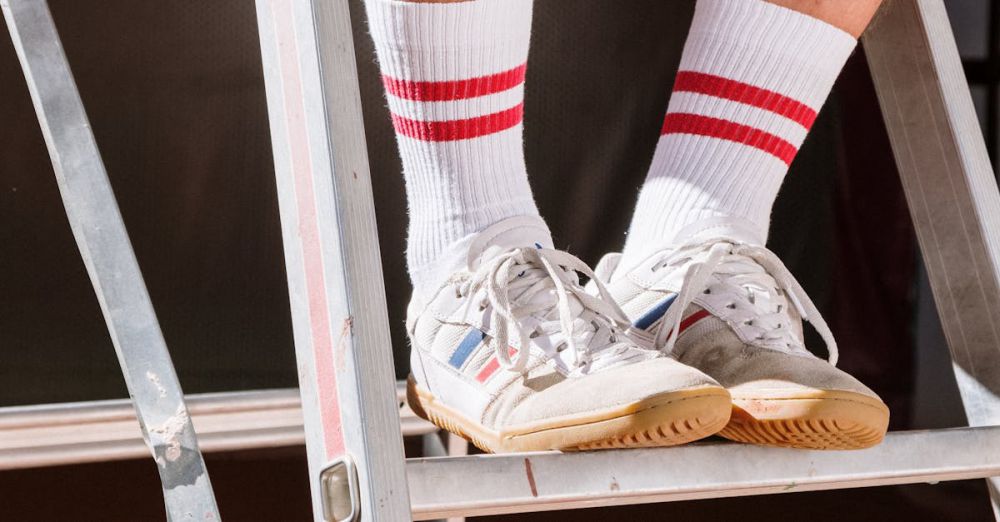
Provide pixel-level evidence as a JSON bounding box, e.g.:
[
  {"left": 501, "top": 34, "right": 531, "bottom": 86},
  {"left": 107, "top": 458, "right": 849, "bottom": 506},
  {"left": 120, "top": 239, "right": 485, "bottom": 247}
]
[
  {"left": 457, "top": 246, "right": 644, "bottom": 374},
  {"left": 652, "top": 240, "right": 839, "bottom": 366}
]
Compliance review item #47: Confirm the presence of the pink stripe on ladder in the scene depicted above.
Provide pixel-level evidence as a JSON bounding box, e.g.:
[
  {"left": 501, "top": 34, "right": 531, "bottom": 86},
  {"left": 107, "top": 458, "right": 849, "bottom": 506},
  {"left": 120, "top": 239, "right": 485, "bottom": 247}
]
[{"left": 269, "top": 0, "right": 345, "bottom": 459}]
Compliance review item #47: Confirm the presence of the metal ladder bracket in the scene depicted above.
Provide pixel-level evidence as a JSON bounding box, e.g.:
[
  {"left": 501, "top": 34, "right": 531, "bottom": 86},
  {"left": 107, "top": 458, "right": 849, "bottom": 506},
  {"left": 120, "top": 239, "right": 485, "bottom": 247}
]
[{"left": 321, "top": 456, "right": 362, "bottom": 522}]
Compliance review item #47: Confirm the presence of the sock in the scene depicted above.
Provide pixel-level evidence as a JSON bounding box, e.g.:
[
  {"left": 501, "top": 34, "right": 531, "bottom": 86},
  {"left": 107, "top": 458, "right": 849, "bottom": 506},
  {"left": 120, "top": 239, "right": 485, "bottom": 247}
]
[
  {"left": 365, "top": 0, "right": 544, "bottom": 300},
  {"left": 621, "top": 0, "right": 856, "bottom": 267}
]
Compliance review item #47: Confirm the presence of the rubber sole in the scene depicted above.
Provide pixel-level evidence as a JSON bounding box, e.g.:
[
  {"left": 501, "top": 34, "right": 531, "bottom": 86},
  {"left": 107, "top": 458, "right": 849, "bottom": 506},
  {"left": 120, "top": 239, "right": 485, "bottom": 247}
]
[
  {"left": 406, "top": 376, "right": 732, "bottom": 453},
  {"left": 718, "top": 390, "right": 890, "bottom": 450}
]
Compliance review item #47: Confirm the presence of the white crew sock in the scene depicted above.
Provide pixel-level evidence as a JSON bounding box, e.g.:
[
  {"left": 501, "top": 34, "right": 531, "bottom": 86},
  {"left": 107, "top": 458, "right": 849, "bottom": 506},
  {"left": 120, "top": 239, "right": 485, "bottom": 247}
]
[
  {"left": 622, "top": 0, "right": 856, "bottom": 268},
  {"left": 365, "top": 0, "right": 546, "bottom": 299}
]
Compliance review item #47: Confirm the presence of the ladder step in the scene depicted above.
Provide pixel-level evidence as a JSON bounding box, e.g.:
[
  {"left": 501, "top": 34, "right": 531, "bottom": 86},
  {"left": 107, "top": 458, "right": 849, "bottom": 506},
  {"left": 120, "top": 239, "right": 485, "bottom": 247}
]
[
  {"left": 406, "top": 426, "right": 1000, "bottom": 520},
  {"left": 0, "top": 383, "right": 436, "bottom": 470}
]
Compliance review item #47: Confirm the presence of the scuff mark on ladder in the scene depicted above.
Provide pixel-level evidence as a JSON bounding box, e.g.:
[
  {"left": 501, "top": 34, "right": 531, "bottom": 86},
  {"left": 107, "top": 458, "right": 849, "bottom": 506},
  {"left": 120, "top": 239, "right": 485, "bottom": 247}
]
[
  {"left": 150, "top": 404, "right": 189, "bottom": 463},
  {"left": 524, "top": 458, "right": 539, "bottom": 497},
  {"left": 335, "top": 316, "right": 353, "bottom": 369},
  {"left": 146, "top": 370, "right": 167, "bottom": 398}
]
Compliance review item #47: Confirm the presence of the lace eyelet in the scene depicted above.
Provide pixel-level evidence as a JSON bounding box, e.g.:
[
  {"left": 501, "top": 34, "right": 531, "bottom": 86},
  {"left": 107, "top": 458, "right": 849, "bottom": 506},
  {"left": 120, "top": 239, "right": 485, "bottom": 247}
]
[
  {"left": 744, "top": 319, "right": 754, "bottom": 326},
  {"left": 478, "top": 301, "right": 488, "bottom": 311},
  {"left": 726, "top": 303, "right": 736, "bottom": 309},
  {"left": 703, "top": 289, "right": 712, "bottom": 295}
]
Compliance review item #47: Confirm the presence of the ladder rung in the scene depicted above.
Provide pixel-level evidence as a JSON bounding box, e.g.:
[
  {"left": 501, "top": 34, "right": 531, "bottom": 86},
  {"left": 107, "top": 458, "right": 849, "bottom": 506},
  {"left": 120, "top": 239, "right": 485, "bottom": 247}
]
[
  {"left": 407, "top": 426, "right": 1000, "bottom": 520},
  {"left": 0, "top": 383, "right": 435, "bottom": 471}
]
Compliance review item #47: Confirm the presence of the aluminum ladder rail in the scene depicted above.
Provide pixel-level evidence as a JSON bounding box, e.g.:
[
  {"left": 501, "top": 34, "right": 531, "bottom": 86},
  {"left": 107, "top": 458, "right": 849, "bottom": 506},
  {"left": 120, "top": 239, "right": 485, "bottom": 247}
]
[
  {"left": 1, "top": 0, "right": 220, "bottom": 520},
  {"left": 257, "top": 0, "right": 1000, "bottom": 519}
]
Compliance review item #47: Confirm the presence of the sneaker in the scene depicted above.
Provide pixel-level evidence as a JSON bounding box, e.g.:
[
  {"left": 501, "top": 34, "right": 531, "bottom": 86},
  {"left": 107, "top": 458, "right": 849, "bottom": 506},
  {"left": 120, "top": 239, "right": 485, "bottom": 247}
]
[
  {"left": 594, "top": 218, "right": 890, "bottom": 450},
  {"left": 405, "top": 216, "right": 731, "bottom": 453}
]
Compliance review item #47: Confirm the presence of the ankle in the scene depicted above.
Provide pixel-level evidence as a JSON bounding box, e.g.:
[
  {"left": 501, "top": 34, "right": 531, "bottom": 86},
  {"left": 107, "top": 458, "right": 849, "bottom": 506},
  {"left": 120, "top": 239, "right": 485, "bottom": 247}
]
[{"left": 407, "top": 214, "right": 552, "bottom": 301}]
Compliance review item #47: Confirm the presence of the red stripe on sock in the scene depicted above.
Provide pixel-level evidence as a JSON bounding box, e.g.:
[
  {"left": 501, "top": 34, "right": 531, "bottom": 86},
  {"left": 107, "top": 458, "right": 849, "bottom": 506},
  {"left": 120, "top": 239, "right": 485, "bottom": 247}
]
[
  {"left": 383, "top": 63, "right": 527, "bottom": 102},
  {"left": 391, "top": 103, "right": 524, "bottom": 142},
  {"left": 661, "top": 113, "right": 798, "bottom": 165},
  {"left": 673, "top": 71, "right": 817, "bottom": 129}
]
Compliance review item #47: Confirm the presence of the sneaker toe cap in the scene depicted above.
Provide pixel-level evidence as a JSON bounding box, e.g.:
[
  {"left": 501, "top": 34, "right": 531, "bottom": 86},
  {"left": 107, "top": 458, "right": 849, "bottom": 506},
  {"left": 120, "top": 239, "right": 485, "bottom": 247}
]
[
  {"left": 687, "top": 342, "right": 883, "bottom": 402},
  {"left": 504, "top": 357, "right": 725, "bottom": 426}
]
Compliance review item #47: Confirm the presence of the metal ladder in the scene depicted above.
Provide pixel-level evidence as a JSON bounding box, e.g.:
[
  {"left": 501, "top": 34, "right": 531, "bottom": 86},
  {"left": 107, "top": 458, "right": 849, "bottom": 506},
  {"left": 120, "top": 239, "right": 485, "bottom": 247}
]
[{"left": 4, "top": 0, "right": 1000, "bottom": 520}]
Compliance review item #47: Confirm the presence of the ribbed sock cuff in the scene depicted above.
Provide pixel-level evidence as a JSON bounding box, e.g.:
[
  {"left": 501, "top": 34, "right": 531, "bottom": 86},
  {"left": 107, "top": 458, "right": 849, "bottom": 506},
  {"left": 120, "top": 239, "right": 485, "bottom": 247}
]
[
  {"left": 364, "top": 0, "right": 540, "bottom": 298},
  {"left": 683, "top": 0, "right": 857, "bottom": 109},
  {"left": 365, "top": 0, "right": 534, "bottom": 67},
  {"left": 623, "top": 0, "right": 857, "bottom": 266}
]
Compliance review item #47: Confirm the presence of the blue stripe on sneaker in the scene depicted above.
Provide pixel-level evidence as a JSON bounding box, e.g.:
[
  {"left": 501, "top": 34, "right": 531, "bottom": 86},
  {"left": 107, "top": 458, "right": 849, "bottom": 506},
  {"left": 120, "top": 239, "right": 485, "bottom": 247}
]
[
  {"left": 448, "top": 328, "right": 485, "bottom": 369},
  {"left": 633, "top": 294, "right": 678, "bottom": 330}
]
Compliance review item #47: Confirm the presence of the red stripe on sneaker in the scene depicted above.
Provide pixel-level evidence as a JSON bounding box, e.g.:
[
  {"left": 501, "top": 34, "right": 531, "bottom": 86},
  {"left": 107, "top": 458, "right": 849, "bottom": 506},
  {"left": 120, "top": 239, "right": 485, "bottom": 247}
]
[
  {"left": 663, "top": 309, "right": 713, "bottom": 339},
  {"left": 661, "top": 113, "right": 798, "bottom": 165},
  {"left": 391, "top": 103, "right": 524, "bottom": 142},
  {"left": 673, "top": 71, "right": 817, "bottom": 129},
  {"left": 475, "top": 358, "right": 502, "bottom": 383},
  {"left": 679, "top": 309, "right": 712, "bottom": 334},
  {"left": 383, "top": 63, "right": 527, "bottom": 102},
  {"left": 476, "top": 346, "right": 518, "bottom": 383}
]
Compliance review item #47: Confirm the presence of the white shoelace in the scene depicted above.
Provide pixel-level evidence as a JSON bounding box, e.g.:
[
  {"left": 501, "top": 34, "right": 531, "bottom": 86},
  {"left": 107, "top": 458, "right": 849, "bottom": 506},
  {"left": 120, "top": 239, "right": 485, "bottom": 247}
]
[
  {"left": 652, "top": 240, "right": 839, "bottom": 366},
  {"left": 457, "top": 247, "right": 644, "bottom": 375}
]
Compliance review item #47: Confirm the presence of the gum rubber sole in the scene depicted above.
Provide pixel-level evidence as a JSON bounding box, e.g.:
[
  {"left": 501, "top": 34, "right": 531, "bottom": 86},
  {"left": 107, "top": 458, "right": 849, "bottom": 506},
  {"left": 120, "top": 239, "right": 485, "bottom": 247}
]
[
  {"left": 406, "top": 376, "right": 732, "bottom": 453},
  {"left": 718, "top": 391, "right": 890, "bottom": 450}
]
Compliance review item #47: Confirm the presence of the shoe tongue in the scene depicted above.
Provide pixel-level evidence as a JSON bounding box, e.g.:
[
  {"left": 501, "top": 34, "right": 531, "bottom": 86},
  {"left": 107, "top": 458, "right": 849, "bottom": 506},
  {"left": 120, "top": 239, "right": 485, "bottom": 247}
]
[
  {"left": 467, "top": 217, "right": 588, "bottom": 327},
  {"left": 672, "top": 217, "right": 765, "bottom": 247},
  {"left": 467, "top": 216, "right": 554, "bottom": 270},
  {"left": 667, "top": 217, "right": 774, "bottom": 295}
]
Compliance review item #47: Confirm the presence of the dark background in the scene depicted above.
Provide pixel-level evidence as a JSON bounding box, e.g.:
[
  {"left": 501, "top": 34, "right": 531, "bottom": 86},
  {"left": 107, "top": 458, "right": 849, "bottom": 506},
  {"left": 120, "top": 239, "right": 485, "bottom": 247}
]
[{"left": 0, "top": 0, "right": 995, "bottom": 520}]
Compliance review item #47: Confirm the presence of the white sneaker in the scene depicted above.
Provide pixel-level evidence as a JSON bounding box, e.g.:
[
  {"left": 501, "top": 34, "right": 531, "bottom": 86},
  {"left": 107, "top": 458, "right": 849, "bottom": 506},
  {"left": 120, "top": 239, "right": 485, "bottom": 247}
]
[
  {"left": 406, "top": 216, "right": 731, "bottom": 453},
  {"left": 594, "top": 217, "right": 890, "bottom": 450}
]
